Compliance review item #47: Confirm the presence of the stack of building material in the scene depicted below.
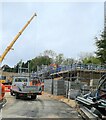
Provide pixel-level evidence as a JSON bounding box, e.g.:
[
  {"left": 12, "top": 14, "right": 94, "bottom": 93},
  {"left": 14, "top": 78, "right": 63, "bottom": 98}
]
[
  {"left": 65, "top": 81, "right": 88, "bottom": 99},
  {"left": 44, "top": 79, "right": 53, "bottom": 94},
  {"left": 64, "top": 81, "right": 70, "bottom": 97},
  {"left": 44, "top": 78, "right": 65, "bottom": 96},
  {"left": 81, "top": 84, "right": 90, "bottom": 95},
  {"left": 64, "top": 81, "right": 82, "bottom": 90},
  {"left": 68, "top": 89, "right": 80, "bottom": 99},
  {"left": 53, "top": 78, "right": 65, "bottom": 95},
  {"left": 89, "top": 79, "right": 99, "bottom": 89}
]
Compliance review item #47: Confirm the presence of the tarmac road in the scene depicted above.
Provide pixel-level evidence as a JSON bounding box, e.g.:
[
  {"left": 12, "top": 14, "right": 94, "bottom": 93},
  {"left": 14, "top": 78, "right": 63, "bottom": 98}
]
[{"left": 1, "top": 93, "right": 82, "bottom": 120}]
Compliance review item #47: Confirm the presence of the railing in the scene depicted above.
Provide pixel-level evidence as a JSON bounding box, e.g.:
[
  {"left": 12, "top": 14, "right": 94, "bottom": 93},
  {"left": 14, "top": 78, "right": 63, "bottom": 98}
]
[{"left": 36, "top": 63, "right": 106, "bottom": 75}]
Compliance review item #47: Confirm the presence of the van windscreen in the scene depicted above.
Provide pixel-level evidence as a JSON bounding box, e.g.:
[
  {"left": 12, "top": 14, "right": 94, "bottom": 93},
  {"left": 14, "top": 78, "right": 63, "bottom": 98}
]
[{"left": 15, "top": 78, "right": 28, "bottom": 82}]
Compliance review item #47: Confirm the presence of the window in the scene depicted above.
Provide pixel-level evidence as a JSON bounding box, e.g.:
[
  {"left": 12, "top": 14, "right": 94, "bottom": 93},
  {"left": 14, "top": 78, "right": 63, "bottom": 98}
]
[{"left": 15, "top": 78, "right": 28, "bottom": 82}]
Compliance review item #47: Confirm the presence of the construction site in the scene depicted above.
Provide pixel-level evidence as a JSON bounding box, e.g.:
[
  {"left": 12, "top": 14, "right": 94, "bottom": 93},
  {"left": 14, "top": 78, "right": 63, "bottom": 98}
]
[{"left": 0, "top": 2, "right": 106, "bottom": 120}]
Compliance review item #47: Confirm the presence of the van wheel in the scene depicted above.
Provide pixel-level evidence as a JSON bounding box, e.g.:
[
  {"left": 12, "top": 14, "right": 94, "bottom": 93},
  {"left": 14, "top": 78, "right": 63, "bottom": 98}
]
[
  {"left": 15, "top": 93, "right": 20, "bottom": 99},
  {"left": 31, "top": 95, "right": 37, "bottom": 99}
]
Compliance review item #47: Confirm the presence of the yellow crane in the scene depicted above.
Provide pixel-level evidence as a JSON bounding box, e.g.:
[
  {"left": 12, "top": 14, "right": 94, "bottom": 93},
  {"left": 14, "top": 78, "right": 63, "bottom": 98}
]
[
  {"left": 0, "top": 13, "right": 37, "bottom": 84},
  {"left": 0, "top": 13, "right": 37, "bottom": 63}
]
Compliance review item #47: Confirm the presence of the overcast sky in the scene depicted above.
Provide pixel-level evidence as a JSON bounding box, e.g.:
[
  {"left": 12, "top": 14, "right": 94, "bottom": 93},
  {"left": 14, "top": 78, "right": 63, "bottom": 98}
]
[{"left": 0, "top": 1, "right": 104, "bottom": 67}]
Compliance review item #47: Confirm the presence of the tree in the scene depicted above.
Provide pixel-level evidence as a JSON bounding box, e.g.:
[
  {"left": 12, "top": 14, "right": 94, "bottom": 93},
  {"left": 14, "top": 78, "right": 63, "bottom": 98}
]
[
  {"left": 82, "top": 56, "right": 100, "bottom": 64},
  {"left": 13, "top": 60, "right": 24, "bottom": 73},
  {"left": 55, "top": 53, "right": 64, "bottom": 65},
  {"left": 40, "top": 50, "right": 57, "bottom": 63},
  {"left": 95, "top": 31, "right": 106, "bottom": 64},
  {"left": 29, "top": 56, "right": 51, "bottom": 72},
  {"left": 63, "top": 58, "right": 75, "bottom": 65},
  {"left": 79, "top": 52, "right": 100, "bottom": 64},
  {"left": 23, "top": 60, "right": 31, "bottom": 68}
]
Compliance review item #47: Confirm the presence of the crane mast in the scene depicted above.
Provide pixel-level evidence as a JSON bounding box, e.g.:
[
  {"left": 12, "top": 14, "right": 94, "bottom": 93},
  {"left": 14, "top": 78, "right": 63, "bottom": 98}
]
[{"left": 0, "top": 13, "right": 37, "bottom": 63}]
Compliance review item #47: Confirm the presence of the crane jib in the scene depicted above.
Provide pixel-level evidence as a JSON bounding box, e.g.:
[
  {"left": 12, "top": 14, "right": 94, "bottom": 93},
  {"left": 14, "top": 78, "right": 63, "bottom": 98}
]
[{"left": 0, "top": 13, "right": 36, "bottom": 63}]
